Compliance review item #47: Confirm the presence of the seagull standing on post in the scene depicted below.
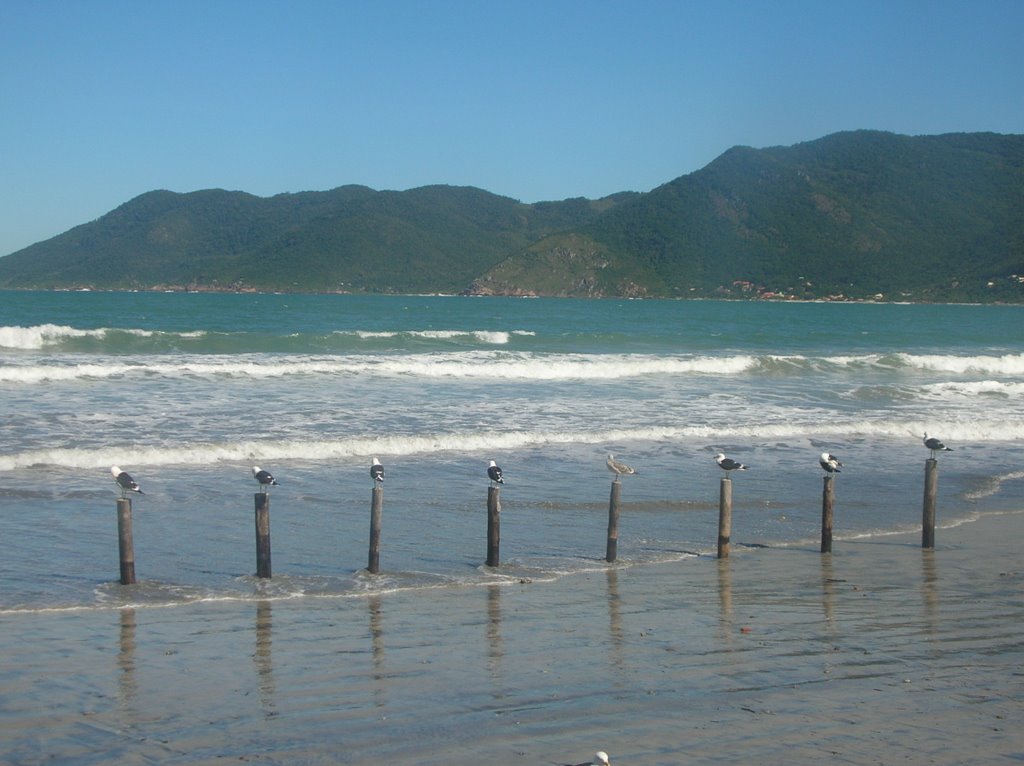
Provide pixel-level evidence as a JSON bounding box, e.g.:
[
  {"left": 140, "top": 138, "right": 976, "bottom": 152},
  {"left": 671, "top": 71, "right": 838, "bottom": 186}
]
[
  {"left": 819, "top": 452, "right": 843, "bottom": 474},
  {"left": 252, "top": 466, "right": 278, "bottom": 493},
  {"left": 606, "top": 453, "right": 636, "bottom": 479},
  {"left": 923, "top": 433, "right": 952, "bottom": 459},
  {"left": 715, "top": 452, "right": 748, "bottom": 476},
  {"left": 111, "top": 466, "right": 144, "bottom": 498},
  {"left": 487, "top": 460, "right": 504, "bottom": 485},
  {"left": 370, "top": 457, "right": 385, "bottom": 484}
]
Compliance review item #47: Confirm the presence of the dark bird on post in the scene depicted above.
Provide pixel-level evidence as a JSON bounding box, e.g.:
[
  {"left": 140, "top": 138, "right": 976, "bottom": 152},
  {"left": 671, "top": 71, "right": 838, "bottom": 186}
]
[
  {"left": 923, "top": 433, "right": 952, "bottom": 459},
  {"left": 715, "top": 452, "right": 748, "bottom": 476},
  {"left": 819, "top": 452, "right": 843, "bottom": 474},
  {"left": 487, "top": 460, "right": 504, "bottom": 485},
  {"left": 370, "top": 457, "right": 385, "bottom": 484},
  {"left": 252, "top": 466, "right": 278, "bottom": 492},
  {"left": 111, "top": 466, "right": 143, "bottom": 497}
]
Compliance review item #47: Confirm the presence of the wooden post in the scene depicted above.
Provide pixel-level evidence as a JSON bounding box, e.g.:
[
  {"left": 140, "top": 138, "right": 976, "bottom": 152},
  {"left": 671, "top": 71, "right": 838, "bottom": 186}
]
[
  {"left": 368, "top": 485, "right": 383, "bottom": 573},
  {"left": 717, "top": 477, "right": 732, "bottom": 559},
  {"left": 606, "top": 479, "right": 621, "bottom": 562},
  {"left": 821, "top": 474, "right": 835, "bottom": 553},
  {"left": 116, "top": 497, "right": 136, "bottom": 585},
  {"left": 922, "top": 458, "right": 937, "bottom": 549},
  {"left": 254, "top": 492, "right": 272, "bottom": 578},
  {"left": 486, "top": 485, "right": 500, "bottom": 567}
]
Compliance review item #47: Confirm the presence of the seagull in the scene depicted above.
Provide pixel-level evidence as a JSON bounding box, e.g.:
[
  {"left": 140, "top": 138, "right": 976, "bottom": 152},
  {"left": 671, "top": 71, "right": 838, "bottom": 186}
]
[
  {"left": 110, "top": 466, "right": 144, "bottom": 497},
  {"left": 566, "top": 753, "right": 611, "bottom": 766},
  {"left": 606, "top": 453, "right": 636, "bottom": 479},
  {"left": 487, "top": 460, "right": 504, "bottom": 485},
  {"left": 923, "top": 433, "right": 952, "bottom": 459},
  {"left": 715, "top": 452, "right": 748, "bottom": 476},
  {"left": 370, "top": 457, "right": 385, "bottom": 484},
  {"left": 819, "top": 452, "right": 843, "bottom": 474},
  {"left": 252, "top": 466, "right": 278, "bottom": 492}
]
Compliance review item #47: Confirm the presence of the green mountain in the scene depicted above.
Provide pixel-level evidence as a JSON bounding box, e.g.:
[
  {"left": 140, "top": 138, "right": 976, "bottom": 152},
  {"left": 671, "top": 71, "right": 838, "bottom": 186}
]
[
  {"left": 0, "top": 185, "right": 628, "bottom": 293},
  {"left": 479, "top": 131, "right": 1024, "bottom": 301},
  {"left": 2, "top": 130, "right": 1022, "bottom": 301}
]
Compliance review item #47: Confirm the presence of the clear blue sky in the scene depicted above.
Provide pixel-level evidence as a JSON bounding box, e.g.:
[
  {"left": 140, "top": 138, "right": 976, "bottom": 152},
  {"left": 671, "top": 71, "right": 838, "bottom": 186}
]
[{"left": 2, "top": 0, "right": 1021, "bottom": 257}]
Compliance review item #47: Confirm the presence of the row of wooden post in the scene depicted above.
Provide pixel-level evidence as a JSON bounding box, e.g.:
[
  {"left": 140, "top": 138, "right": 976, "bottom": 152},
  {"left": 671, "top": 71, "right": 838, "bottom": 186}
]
[
  {"left": 715, "top": 458, "right": 942, "bottom": 559},
  {"left": 114, "top": 459, "right": 944, "bottom": 585}
]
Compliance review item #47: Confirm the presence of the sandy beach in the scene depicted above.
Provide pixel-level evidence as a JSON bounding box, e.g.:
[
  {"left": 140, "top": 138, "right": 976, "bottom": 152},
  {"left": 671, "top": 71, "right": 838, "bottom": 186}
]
[{"left": 2, "top": 510, "right": 1022, "bottom": 766}]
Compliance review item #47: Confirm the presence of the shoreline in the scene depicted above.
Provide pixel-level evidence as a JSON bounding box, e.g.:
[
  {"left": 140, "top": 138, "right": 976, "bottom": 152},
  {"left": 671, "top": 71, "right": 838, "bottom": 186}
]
[
  {"left": 2, "top": 510, "right": 1022, "bottom": 765},
  {"left": 0, "top": 504, "right": 1007, "bottom": 618},
  {"left": 3, "top": 286, "right": 1023, "bottom": 305}
]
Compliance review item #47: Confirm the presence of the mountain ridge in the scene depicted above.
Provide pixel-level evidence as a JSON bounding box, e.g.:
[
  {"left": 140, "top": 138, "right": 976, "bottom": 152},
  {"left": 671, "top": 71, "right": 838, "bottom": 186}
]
[{"left": 2, "top": 130, "right": 1022, "bottom": 301}]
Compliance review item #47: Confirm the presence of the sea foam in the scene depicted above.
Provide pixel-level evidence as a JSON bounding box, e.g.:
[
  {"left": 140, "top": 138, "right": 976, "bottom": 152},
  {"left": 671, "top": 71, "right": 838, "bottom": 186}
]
[
  {"left": 3, "top": 417, "right": 1021, "bottom": 472},
  {"left": 0, "top": 352, "right": 762, "bottom": 384},
  {"left": 0, "top": 324, "right": 104, "bottom": 350}
]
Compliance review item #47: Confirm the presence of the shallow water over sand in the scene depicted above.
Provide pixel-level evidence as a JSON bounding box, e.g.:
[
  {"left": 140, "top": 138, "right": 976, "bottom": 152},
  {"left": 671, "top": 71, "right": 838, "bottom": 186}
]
[{"left": 2, "top": 513, "right": 1022, "bottom": 765}]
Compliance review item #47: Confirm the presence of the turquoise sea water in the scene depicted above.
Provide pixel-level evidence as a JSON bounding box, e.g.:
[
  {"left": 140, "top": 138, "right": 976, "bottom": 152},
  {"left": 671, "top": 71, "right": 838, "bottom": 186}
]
[{"left": 1, "top": 292, "right": 1022, "bottom": 611}]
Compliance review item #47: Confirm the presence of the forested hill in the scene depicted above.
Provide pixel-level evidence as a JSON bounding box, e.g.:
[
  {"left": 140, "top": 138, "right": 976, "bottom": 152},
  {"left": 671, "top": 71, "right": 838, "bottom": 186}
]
[
  {"left": 0, "top": 185, "right": 632, "bottom": 294},
  {"left": 2, "top": 131, "right": 1022, "bottom": 301}
]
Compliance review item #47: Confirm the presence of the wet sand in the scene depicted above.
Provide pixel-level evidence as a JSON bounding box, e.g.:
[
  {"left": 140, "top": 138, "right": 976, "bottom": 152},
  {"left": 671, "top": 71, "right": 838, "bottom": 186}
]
[{"left": 2, "top": 512, "right": 1023, "bottom": 765}]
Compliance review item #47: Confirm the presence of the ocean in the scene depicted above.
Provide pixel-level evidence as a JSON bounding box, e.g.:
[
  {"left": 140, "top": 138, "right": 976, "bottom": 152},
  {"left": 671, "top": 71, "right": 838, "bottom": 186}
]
[
  {"left": 1, "top": 291, "right": 1021, "bottom": 611},
  {"left": 2, "top": 291, "right": 1024, "bottom": 766}
]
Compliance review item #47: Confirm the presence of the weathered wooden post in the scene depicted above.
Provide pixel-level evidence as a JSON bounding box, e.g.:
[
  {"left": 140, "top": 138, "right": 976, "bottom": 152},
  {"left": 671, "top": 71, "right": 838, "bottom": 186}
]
[
  {"left": 821, "top": 474, "right": 835, "bottom": 553},
  {"left": 116, "top": 498, "right": 136, "bottom": 585},
  {"left": 606, "top": 479, "right": 622, "bottom": 562},
  {"left": 486, "top": 485, "right": 501, "bottom": 567},
  {"left": 254, "top": 492, "right": 272, "bottom": 578},
  {"left": 368, "top": 485, "right": 384, "bottom": 573},
  {"left": 717, "top": 477, "right": 732, "bottom": 559},
  {"left": 922, "top": 458, "right": 938, "bottom": 549}
]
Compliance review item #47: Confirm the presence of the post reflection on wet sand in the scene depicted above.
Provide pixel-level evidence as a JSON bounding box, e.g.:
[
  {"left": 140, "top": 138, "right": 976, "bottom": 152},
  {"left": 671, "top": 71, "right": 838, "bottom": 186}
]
[
  {"left": 486, "top": 585, "right": 503, "bottom": 683},
  {"left": 716, "top": 558, "right": 733, "bottom": 620},
  {"left": 606, "top": 568, "right": 626, "bottom": 677},
  {"left": 715, "top": 558, "right": 738, "bottom": 649},
  {"left": 254, "top": 600, "right": 276, "bottom": 716},
  {"left": 921, "top": 549, "right": 939, "bottom": 637},
  {"left": 118, "top": 607, "right": 137, "bottom": 710},
  {"left": 821, "top": 553, "right": 837, "bottom": 630},
  {"left": 369, "top": 594, "right": 386, "bottom": 707}
]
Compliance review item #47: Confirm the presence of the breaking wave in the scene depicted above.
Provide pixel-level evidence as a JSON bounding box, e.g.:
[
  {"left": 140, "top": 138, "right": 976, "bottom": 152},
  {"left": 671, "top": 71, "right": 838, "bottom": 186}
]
[
  {"left": 0, "top": 351, "right": 760, "bottom": 384},
  {"left": 2, "top": 417, "right": 1021, "bottom": 472},
  {"left": 0, "top": 324, "right": 534, "bottom": 353},
  {"left": 5, "top": 348, "right": 1024, "bottom": 385},
  {"left": 0, "top": 324, "right": 206, "bottom": 350}
]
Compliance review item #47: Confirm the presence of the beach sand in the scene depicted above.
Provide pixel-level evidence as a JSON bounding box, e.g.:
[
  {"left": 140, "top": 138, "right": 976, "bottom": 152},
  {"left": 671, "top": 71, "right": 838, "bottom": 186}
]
[{"left": 2, "top": 512, "right": 1022, "bottom": 766}]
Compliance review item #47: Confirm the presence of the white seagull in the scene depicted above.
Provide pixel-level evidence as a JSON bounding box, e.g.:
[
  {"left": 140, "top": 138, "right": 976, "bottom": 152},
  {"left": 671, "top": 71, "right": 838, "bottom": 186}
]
[
  {"left": 252, "top": 466, "right": 278, "bottom": 492},
  {"left": 606, "top": 453, "right": 636, "bottom": 479},
  {"left": 487, "top": 460, "right": 504, "bottom": 485},
  {"left": 923, "top": 433, "right": 953, "bottom": 459},
  {"left": 819, "top": 452, "right": 843, "bottom": 474},
  {"left": 715, "top": 452, "right": 748, "bottom": 476},
  {"left": 567, "top": 753, "right": 611, "bottom": 766},
  {"left": 111, "top": 466, "right": 144, "bottom": 497},
  {"left": 370, "top": 457, "right": 385, "bottom": 484}
]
